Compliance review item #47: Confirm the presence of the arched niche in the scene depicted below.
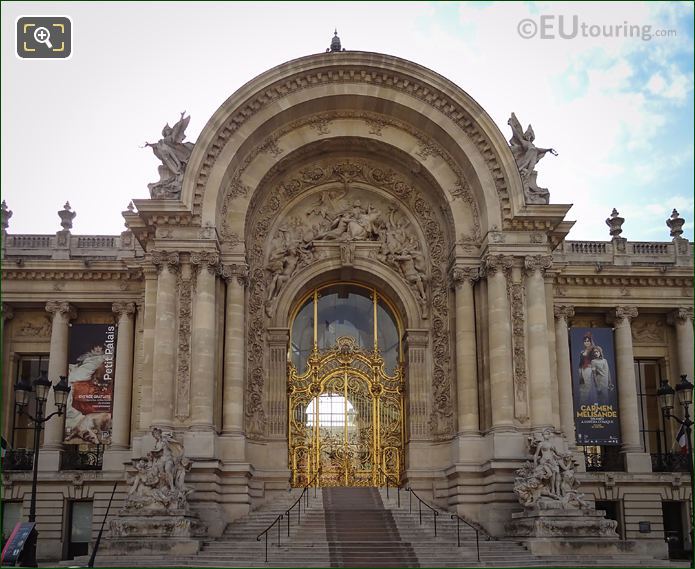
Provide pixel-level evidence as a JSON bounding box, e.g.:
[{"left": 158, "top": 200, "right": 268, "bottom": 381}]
[{"left": 243, "top": 140, "right": 457, "bottom": 442}]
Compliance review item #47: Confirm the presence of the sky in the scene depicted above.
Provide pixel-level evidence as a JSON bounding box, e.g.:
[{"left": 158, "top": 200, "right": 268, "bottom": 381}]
[{"left": 1, "top": 1, "right": 693, "bottom": 241}]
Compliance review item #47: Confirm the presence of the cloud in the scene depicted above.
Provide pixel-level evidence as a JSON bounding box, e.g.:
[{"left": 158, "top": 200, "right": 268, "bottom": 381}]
[{"left": 0, "top": 1, "right": 692, "bottom": 241}]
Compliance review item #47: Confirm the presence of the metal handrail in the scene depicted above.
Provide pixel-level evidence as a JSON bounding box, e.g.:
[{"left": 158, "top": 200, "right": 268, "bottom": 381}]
[
  {"left": 451, "top": 513, "right": 480, "bottom": 561},
  {"left": 377, "top": 465, "right": 402, "bottom": 508},
  {"left": 405, "top": 486, "right": 440, "bottom": 537},
  {"left": 378, "top": 471, "right": 485, "bottom": 561},
  {"left": 256, "top": 468, "right": 321, "bottom": 562},
  {"left": 88, "top": 481, "right": 118, "bottom": 567}
]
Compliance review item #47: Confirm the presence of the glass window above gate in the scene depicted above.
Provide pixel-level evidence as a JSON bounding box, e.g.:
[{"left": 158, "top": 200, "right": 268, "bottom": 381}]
[{"left": 290, "top": 283, "right": 402, "bottom": 374}]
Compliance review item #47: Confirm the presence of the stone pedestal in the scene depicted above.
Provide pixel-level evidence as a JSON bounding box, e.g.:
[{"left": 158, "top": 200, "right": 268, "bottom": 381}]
[
  {"left": 507, "top": 507, "right": 624, "bottom": 556},
  {"left": 105, "top": 509, "right": 206, "bottom": 556}
]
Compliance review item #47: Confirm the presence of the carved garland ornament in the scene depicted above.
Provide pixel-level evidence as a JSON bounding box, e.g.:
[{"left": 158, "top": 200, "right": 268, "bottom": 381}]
[
  {"left": 508, "top": 280, "right": 529, "bottom": 422},
  {"left": 174, "top": 275, "right": 193, "bottom": 421},
  {"left": 192, "top": 66, "right": 509, "bottom": 224},
  {"left": 245, "top": 159, "right": 455, "bottom": 439}
]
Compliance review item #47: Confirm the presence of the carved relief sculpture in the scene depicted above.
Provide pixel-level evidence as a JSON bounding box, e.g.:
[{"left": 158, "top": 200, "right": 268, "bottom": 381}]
[{"left": 263, "top": 191, "right": 430, "bottom": 319}]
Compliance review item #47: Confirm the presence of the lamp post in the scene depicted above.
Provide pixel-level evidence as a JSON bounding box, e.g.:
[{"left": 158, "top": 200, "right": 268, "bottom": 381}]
[
  {"left": 657, "top": 375, "right": 694, "bottom": 465},
  {"left": 657, "top": 375, "right": 694, "bottom": 562},
  {"left": 13, "top": 373, "right": 70, "bottom": 568}
]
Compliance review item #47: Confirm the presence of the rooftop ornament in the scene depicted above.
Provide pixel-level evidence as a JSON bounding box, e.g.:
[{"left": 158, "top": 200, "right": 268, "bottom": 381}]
[
  {"left": 58, "top": 201, "right": 76, "bottom": 231},
  {"left": 1, "top": 200, "right": 12, "bottom": 231},
  {"left": 605, "top": 208, "right": 624, "bottom": 238},
  {"left": 666, "top": 209, "right": 685, "bottom": 238},
  {"left": 507, "top": 113, "right": 556, "bottom": 205},
  {"left": 327, "top": 29, "right": 345, "bottom": 52}
]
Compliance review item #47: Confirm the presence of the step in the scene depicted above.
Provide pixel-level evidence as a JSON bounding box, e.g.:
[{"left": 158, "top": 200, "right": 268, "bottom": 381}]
[{"left": 92, "top": 486, "right": 690, "bottom": 568}]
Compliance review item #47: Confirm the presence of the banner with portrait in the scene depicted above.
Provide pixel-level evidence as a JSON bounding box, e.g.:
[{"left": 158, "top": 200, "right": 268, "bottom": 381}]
[
  {"left": 64, "top": 324, "right": 116, "bottom": 445},
  {"left": 569, "top": 327, "right": 620, "bottom": 445}
]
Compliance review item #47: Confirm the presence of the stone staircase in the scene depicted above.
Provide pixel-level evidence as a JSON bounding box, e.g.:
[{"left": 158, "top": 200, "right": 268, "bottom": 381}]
[
  {"left": 85, "top": 486, "right": 691, "bottom": 567},
  {"left": 323, "top": 487, "right": 418, "bottom": 567},
  {"left": 377, "top": 487, "right": 690, "bottom": 568}
]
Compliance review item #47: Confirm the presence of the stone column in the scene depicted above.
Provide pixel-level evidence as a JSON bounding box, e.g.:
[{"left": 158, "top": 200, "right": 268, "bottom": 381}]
[
  {"left": 554, "top": 305, "right": 576, "bottom": 447},
  {"left": 138, "top": 268, "right": 158, "bottom": 434},
  {"left": 1, "top": 304, "right": 14, "bottom": 444},
  {"left": 524, "top": 255, "right": 554, "bottom": 430},
  {"left": 545, "top": 277, "right": 561, "bottom": 430},
  {"left": 43, "top": 301, "right": 76, "bottom": 448},
  {"left": 452, "top": 267, "right": 479, "bottom": 434},
  {"left": 190, "top": 252, "right": 219, "bottom": 430},
  {"left": 222, "top": 264, "right": 248, "bottom": 435},
  {"left": 668, "top": 307, "right": 694, "bottom": 380},
  {"left": 266, "top": 328, "right": 290, "bottom": 438},
  {"left": 610, "top": 306, "right": 642, "bottom": 453},
  {"left": 404, "top": 329, "right": 430, "bottom": 439},
  {"left": 110, "top": 302, "right": 136, "bottom": 449},
  {"left": 1, "top": 302, "right": 13, "bottom": 347},
  {"left": 151, "top": 251, "right": 180, "bottom": 428},
  {"left": 484, "top": 255, "right": 514, "bottom": 429}
]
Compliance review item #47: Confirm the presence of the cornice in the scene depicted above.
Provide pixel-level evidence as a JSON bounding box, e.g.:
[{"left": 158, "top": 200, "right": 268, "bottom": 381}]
[
  {"left": 2, "top": 268, "right": 143, "bottom": 281},
  {"left": 555, "top": 274, "right": 692, "bottom": 288}
]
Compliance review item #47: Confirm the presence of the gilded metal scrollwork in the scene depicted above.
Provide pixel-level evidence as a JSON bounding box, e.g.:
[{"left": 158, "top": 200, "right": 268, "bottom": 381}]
[{"left": 288, "top": 336, "right": 405, "bottom": 487}]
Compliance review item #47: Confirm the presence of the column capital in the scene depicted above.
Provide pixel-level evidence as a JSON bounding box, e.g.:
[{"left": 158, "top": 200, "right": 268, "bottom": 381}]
[
  {"left": 482, "top": 254, "right": 513, "bottom": 277},
  {"left": 220, "top": 263, "right": 249, "bottom": 286},
  {"left": 45, "top": 300, "right": 76, "bottom": 320},
  {"left": 267, "top": 327, "right": 290, "bottom": 345},
  {"left": 524, "top": 254, "right": 553, "bottom": 276},
  {"left": 112, "top": 302, "right": 136, "bottom": 318},
  {"left": 404, "top": 328, "right": 429, "bottom": 347},
  {"left": 151, "top": 250, "right": 180, "bottom": 273},
  {"left": 191, "top": 251, "right": 220, "bottom": 275},
  {"left": 553, "top": 304, "right": 575, "bottom": 323},
  {"left": 1, "top": 302, "right": 14, "bottom": 321},
  {"left": 667, "top": 306, "right": 694, "bottom": 326},
  {"left": 142, "top": 265, "right": 159, "bottom": 279},
  {"left": 609, "top": 306, "right": 639, "bottom": 326},
  {"left": 450, "top": 266, "right": 479, "bottom": 288}
]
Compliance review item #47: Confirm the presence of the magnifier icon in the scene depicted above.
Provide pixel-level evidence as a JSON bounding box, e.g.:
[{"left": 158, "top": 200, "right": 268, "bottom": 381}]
[{"left": 33, "top": 26, "right": 53, "bottom": 49}]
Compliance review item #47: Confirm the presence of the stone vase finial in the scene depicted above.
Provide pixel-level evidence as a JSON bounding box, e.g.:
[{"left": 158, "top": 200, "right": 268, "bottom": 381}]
[
  {"left": 666, "top": 209, "right": 685, "bottom": 238},
  {"left": 1, "top": 200, "right": 12, "bottom": 231},
  {"left": 58, "top": 201, "right": 76, "bottom": 230},
  {"left": 605, "top": 208, "right": 624, "bottom": 238}
]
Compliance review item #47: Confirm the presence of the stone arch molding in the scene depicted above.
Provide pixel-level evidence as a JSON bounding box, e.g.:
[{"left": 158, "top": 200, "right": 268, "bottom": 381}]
[{"left": 183, "top": 52, "right": 528, "bottom": 236}]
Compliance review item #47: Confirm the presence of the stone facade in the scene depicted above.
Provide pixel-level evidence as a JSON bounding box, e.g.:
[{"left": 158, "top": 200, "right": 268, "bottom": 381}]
[{"left": 1, "top": 51, "right": 692, "bottom": 562}]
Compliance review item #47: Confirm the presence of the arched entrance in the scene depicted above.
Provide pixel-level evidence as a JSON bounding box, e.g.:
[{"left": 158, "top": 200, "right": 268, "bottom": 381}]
[{"left": 288, "top": 283, "right": 405, "bottom": 487}]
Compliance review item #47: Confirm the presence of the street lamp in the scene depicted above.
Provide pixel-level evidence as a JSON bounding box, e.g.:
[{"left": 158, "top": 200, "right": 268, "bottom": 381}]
[
  {"left": 13, "top": 373, "right": 70, "bottom": 568},
  {"left": 657, "top": 375, "right": 694, "bottom": 458},
  {"left": 658, "top": 376, "right": 694, "bottom": 563}
]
